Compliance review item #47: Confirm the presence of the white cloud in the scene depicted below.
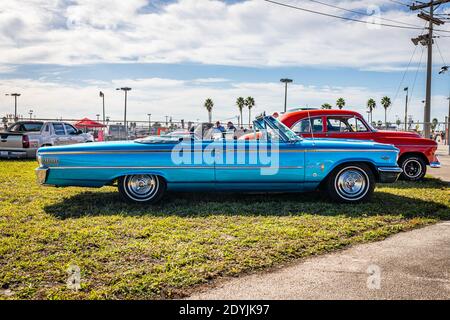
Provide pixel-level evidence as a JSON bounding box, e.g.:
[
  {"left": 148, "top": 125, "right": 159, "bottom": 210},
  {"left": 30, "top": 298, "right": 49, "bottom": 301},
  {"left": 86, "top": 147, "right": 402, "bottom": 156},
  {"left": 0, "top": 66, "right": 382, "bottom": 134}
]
[
  {"left": 192, "top": 78, "right": 230, "bottom": 83},
  {"left": 0, "top": 65, "right": 16, "bottom": 73},
  {"left": 0, "top": 0, "right": 447, "bottom": 69}
]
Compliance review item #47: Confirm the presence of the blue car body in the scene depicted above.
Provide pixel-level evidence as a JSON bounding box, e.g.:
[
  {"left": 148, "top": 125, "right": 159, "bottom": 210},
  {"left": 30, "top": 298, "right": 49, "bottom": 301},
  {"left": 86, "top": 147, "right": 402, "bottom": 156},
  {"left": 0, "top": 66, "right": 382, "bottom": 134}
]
[{"left": 36, "top": 116, "right": 402, "bottom": 202}]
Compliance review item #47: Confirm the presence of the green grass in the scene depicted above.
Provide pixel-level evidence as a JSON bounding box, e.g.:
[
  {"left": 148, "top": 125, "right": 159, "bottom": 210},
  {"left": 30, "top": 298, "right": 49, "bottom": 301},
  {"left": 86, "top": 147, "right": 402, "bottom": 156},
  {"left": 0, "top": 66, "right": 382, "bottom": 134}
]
[{"left": 0, "top": 160, "right": 448, "bottom": 299}]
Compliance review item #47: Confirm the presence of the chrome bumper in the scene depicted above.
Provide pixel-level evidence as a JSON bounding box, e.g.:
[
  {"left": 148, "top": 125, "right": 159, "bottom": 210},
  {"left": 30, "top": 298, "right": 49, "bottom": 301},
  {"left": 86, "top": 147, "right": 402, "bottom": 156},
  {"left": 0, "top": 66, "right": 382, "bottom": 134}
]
[
  {"left": 430, "top": 161, "right": 441, "bottom": 169},
  {"left": 377, "top": 167, "right": 403, "bottom": 183},
  {"left": 35, "top": 168, "right": 48, "bottom": 185},
  {"left": 0, "top": 150, "right": 28, "bottom": 159}
]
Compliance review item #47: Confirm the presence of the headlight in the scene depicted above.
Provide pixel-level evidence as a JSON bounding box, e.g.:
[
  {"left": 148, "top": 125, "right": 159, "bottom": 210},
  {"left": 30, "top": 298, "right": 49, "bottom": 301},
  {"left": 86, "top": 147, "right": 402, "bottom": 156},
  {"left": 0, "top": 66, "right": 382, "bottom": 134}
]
[{"left": 37, "top": 154, "right": 43, "bottom": 166}]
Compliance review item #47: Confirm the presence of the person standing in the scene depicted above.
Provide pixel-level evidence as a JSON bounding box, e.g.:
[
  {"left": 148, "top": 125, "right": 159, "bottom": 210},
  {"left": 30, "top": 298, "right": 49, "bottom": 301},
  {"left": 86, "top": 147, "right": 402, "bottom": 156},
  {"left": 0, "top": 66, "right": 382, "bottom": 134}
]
[
  {"left": 214, "top": 121, "right": 225, "bottom": 133},
  {"left": 226, "top": 121, "right": 236, "bottom": 132}
]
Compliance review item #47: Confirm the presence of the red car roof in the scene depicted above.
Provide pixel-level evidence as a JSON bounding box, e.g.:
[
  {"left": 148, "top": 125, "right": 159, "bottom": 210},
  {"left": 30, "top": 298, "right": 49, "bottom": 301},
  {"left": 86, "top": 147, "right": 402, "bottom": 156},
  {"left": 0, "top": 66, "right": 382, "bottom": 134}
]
[{"left": 280, "top": 109, "right": 363, "bottom": 126}]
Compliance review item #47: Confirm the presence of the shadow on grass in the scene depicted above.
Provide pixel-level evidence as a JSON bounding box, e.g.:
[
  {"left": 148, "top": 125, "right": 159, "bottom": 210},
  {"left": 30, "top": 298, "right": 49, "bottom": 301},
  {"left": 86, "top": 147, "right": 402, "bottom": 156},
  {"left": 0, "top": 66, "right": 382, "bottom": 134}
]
[
  {"left": 44, "top": 178, "right": 449, "bottom": 219},
  {"left": 381, "top": 176, "right": 449, "bottom": 189}
]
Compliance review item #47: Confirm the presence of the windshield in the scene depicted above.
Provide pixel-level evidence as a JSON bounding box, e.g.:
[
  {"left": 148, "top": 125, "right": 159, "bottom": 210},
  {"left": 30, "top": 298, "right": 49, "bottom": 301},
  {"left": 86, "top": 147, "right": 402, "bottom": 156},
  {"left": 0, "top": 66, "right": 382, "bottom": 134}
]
[{"left": 269, "top": 117, "right": 301, "bottom": 141}]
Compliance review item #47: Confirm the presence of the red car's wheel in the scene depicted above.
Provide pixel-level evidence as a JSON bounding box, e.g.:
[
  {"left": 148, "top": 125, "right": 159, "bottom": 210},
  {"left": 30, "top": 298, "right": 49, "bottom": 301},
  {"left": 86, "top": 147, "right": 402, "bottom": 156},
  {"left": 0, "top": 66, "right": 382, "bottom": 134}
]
[{"left": 399, "top": 156, "right": 427, "bottom": 181}]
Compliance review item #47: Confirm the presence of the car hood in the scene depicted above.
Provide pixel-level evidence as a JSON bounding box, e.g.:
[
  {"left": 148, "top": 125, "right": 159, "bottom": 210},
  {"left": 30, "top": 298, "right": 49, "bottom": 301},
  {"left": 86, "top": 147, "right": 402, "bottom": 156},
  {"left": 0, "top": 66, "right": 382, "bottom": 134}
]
[{"left": 374, "top": 130, "right": 421, "bottom": 138}]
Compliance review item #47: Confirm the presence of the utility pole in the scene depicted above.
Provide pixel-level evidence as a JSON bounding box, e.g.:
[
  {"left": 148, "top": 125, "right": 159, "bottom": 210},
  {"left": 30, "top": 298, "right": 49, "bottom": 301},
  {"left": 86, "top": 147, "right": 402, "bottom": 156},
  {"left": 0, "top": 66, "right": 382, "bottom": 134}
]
[
  {"left": 410, "top": 0, "right": 449, "bottom": 138},
  {"left": 447, "top": 96, "right": 450, "bottom": 154},
  {"left": 404, "top": 87, "right": 408, "bottom": 131}
]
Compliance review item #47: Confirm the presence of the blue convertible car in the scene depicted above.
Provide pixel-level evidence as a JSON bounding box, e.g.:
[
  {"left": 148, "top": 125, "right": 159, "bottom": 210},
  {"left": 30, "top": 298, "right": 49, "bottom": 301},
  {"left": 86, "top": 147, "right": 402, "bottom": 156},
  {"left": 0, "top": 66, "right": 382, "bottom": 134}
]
[{"left": 36, "top": 116, "right": 402, "bottom": 203}]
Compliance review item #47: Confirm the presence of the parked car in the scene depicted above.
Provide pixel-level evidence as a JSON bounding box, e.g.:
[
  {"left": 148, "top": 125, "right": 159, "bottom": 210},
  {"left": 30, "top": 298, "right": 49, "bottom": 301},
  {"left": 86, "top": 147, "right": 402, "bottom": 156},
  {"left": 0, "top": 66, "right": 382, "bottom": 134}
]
[
  {"left": 36, "top": 116, "right": 402, "bottom": 204},
  {"left": 242, "top": 110, "right": 440, "bottom": 181},
  {"left": 0, "top": 121, "right": 94, "bottom": 159},
  {"left": 280, "top": 110, "right": 441, "bottom": 181}
]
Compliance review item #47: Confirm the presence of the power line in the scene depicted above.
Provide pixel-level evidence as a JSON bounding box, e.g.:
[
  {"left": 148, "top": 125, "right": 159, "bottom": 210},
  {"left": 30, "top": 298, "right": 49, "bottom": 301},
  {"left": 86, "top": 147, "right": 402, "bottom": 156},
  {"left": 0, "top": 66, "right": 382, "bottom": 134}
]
[
  {"left": 389, "top": 22, "right": 427, "bottom": 116},
  {"left": 387, "top": 0, "right": 411, "bottom": 7},
  {"left": 263, "top": 0, "right": 450, "bottom": 33},
  {"left": 303, "top": 0, "right": 422, "bottom": 28},
  {"left": 435, "top": 38, "right": 447, "bottom": 65},
  {"left": 408, "top": 46, "right": 425, "bottom": 107},
  {"left": 390, "top": 45, "right": 419, "bottom": 114}
]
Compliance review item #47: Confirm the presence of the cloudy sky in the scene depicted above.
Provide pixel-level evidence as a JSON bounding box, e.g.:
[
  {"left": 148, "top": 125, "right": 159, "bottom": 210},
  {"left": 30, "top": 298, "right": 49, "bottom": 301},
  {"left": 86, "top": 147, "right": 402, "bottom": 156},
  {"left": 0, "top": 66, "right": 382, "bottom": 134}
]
[{"left": 0, "top": 0, "right": 449, "bottom": 125}]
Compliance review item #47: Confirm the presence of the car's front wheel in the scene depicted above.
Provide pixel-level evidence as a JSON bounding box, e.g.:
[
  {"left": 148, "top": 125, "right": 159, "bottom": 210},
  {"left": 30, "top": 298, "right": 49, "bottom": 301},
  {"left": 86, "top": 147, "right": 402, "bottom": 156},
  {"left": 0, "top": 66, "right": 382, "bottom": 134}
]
[
  {"left": 118, "top": 174, "right": 166, "bottom": 204},
  {"left": 399, "top": 156, "right": 426, "bottom": 181},
  {"left": 326, "top": 164, "right": 375, "bottom": 203}
]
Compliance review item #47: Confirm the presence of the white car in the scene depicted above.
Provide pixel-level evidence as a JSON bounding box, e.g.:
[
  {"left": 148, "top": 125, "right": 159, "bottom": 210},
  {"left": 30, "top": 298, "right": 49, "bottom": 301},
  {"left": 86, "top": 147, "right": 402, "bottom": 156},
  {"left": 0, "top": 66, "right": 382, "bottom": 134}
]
[{"left": 0, "top": 121, "right": 94, "bottom": 158}]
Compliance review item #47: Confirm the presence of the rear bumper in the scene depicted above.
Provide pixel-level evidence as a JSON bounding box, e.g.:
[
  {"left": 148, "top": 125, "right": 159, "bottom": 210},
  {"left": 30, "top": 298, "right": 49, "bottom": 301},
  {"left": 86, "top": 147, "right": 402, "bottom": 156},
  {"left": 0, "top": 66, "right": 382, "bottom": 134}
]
[
  {"left": 377, "top": 167, "right": 403, "bottom": 183},
  {"left": 35, "top": 167, "right": 49, "bottom": 185}
]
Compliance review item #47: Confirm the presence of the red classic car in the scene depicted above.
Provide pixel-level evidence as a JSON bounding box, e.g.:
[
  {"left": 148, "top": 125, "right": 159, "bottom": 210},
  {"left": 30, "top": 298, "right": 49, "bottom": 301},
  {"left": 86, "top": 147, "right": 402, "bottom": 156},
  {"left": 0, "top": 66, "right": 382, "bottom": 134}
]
[{"left": 278, "top": 109, "right": 440, "bottom": 181}]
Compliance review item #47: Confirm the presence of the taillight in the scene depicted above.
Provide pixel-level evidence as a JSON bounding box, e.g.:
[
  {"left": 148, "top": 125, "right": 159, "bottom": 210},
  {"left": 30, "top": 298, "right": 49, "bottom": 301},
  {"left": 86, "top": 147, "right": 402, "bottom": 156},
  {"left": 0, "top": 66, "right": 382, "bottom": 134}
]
[{"left": 22, "top": 135, "right": 30, "bottom": 148}]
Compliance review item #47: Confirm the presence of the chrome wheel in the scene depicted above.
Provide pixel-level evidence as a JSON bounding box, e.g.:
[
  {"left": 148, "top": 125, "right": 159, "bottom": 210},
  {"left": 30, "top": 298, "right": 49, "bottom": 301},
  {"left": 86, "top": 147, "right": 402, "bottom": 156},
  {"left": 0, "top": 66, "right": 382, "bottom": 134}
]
[
  {"left": 402, "top": 159, "right": 422, "bottom": 179},
  {"left": 123, "top": 174, "right": 159, "bottom": 202},
  {"left": 334, "top": 167, "right": 369, "bottom": 201}
]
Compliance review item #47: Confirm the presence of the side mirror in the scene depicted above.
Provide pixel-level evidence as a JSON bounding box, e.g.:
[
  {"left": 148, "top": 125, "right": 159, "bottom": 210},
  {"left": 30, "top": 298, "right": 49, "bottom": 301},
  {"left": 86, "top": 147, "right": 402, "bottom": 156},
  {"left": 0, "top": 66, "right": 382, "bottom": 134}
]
[{"left": 77, "top": 129, "right": 83, "bottom": 135}]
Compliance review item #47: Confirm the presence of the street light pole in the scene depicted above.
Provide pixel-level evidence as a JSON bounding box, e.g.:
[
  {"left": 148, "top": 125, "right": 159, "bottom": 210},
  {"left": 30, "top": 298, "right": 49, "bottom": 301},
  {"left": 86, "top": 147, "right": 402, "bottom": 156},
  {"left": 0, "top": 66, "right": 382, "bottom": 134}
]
[
  {"left": 404, "top": 87, "right": 408, "bottom": 131},
  {"left": 116, "top": 87, "right": 132, "bottom": 140},
  {"left": 5, "top": 93, "right": 21, "bottom": 121},
  {"left": 147, "top": 113, "right": 152, "bottom": 135},
  {"left": 29, "top": 110, "right": 33, "bottom": 120},
  {"left": 280, "top": 78, "right": 293, "bottom": 113},
  {"left": 99, "top": 91, "right": 105, "bottom": 125}
]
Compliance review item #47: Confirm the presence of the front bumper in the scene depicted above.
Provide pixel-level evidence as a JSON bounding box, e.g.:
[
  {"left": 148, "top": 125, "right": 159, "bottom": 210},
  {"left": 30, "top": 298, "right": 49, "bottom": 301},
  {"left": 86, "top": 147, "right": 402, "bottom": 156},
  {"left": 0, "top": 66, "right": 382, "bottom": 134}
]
[
  {"left": 377, "top": 167, "right": 403, "bottom": 183},
  {"left": 430, "top": 156, "right": 441, "bottom": 168},
  {"left": 0, "top": 150, "right": 29, "bottom": 159},
  {"left": 35, "top": 167, "right": 48, "bottom": 185}
]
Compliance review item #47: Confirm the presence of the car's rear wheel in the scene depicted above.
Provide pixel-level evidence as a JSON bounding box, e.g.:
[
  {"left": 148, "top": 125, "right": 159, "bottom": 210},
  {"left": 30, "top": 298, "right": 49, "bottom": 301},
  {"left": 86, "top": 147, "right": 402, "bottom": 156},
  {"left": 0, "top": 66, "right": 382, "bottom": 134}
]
[
  {"left": 118, "top": 174, "right": 166, "bottom": 204},
  {"left": 326, "top": 164, "right": 375, "bottom": 203},
  {"left": 399, "top": 156, "right": 426, "bottom": 181}
]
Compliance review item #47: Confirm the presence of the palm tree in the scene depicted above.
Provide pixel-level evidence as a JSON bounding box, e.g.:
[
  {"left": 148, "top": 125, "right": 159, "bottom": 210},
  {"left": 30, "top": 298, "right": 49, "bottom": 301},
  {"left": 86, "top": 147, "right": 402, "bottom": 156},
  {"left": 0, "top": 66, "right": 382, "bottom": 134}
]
[
  {"left": 321, "top": 103, "right": 332, "bottom": 109},
  {"left": 204, "top": 98, "right": 214, "bottom": 123},
  {"left": 367, "top": 98, "right": 376, "bottom": 123},
  {"left": 380, "top": 96, "right": 391, "bottom": 128},
  {"left": 236, "top": 97, "right": 245, "bottom": 127},
  {"left": 336, "top": 98, "right": 345, "bottom": 110},
  {"left": 245, "top": 96, "right": 255, "bottom": 127}
]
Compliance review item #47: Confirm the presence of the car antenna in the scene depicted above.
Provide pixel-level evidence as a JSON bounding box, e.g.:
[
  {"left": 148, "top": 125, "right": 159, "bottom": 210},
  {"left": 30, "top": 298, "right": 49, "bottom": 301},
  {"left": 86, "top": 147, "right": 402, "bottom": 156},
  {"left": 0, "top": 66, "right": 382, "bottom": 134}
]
[{"left": 307, "top": 110, "right": 315, "bottom": 145}]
